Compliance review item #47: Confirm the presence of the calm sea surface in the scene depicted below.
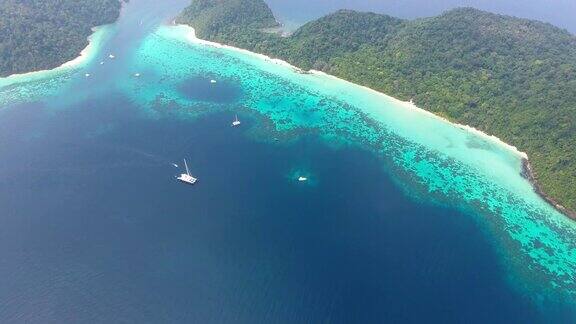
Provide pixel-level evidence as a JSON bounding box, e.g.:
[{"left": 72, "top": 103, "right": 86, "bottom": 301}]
[
  {"left": 263, "top": 0, "right": 576, "bottom": 34},
  {"left": 0, "top": 0, "right": 575, "bottom": 322}
]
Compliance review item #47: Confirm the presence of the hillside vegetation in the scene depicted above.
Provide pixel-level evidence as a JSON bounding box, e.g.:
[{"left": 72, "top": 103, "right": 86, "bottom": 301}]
[
  {"left": 0, "top": 0, "right": 122, "bottom": 77},
  {"left": 178, "top": 0, "right": 278, "bottom": 37},
  {"left": 178, "top": 0, "right": 576, "bottom": 213}
]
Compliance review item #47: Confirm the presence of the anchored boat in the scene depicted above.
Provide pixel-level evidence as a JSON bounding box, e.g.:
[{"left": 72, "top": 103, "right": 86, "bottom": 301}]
[
  {"left": 232, "top": 114, "right": 241, "bottom": 127},
  {"left": 177, "top": 159, "right": 197, "bottom": 185}
]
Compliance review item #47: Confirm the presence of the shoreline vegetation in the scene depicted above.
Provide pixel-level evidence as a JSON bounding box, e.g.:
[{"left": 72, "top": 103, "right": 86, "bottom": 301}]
[
  {"left": 0, "top": 26, "right": 106, "bottom": 87},
  {"left": 179, "top": 22, "right": 529, "bottom": 163},
  {"left": 0, "top": 0, "right": 123, "bottom": 77},
  {"left": 176, "top": 0, "right": 576, "bottom": 218},
  {"left": 179, "top": 23, "right": 574, "bottom": 220},
  {"left": 522, "top": 159, "right": 576, "bottom": 219}
]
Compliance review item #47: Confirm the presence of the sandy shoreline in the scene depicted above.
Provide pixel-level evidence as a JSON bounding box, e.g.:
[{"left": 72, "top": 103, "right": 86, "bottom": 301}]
[
  {"left": 309, "top": 69, "right": 529, "bottom": 159},
  {"left": 177, "top": 24, "right": 576, "bottom": 219},
  {"left": 178, "top": 24, "right": 528, "bottom": 160},
  {"left": 61, "top": 27, "right": 101, "bottom": 68},
  {"left": 180, "top": 25, "right": 299, "bottom": 71},
  {"left": 0, "top": 26, "right": 103, "bottom": 86}
]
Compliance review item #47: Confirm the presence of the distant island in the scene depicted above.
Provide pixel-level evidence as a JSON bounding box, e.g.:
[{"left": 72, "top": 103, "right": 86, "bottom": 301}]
[
  {"left": 177, "top": 0, "right": 576, "bottom": 217},
  {"left": 0, "top": 0, "right": 123, "bottom": 77}
]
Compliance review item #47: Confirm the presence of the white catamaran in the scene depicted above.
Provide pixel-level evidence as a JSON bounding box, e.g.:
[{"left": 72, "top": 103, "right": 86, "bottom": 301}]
[
  {"left": 177, "top": 159, "right": 197, "bottom": 185},
  {"left": 232, "top": 114, "right": 241, "bottom": 127}
]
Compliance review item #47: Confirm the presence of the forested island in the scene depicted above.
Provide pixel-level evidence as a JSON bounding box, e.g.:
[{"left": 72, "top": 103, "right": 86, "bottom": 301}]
[
  {"left": 0, "top": 0, "right": 123, "bottom": 77},
  {"left": 177, "top": 0, "right": 576, "bottom": 216}
]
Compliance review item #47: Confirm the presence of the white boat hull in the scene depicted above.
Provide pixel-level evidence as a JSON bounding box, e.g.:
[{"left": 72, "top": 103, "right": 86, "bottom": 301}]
[{"left": 177, "top": 174, "right": 197, "bottom": 185}]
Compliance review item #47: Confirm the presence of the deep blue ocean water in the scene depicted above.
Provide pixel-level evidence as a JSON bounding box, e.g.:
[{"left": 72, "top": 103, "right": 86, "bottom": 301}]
[
  {"left": 0, "top": 94, "right": 545, "bottom": 323},
  {"left": 0, "top": 0, "right": 575, "bottom": 322}
]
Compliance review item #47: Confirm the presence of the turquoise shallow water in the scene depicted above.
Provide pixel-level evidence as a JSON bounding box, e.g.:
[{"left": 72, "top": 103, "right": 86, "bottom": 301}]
[
  {"left": 1, "top": 0, "right": 576, "bottom": 321},
  {"left": 129, "top": 25, "right": 576, "bottom": 294}
]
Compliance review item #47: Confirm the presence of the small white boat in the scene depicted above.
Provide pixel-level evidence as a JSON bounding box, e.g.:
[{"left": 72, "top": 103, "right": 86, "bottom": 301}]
[
  {"left": 210, "top": 79, "right": 217, "bottom": 84},
  {"left": 177, "top": 159, "right": 197, "bottom": 185},
  {"left": 134, "top": 73, "right": 141, "bottom": 77},
  {"left": 109, "top": 54, "right": 115, "bottom": 59},
  {"left": 100, "top": 61, "right": 104, "bottom": 65},
  {"left": 232, "top": 114, "right": 241, "bottom": 127},
  {"left": 85, "top": 73, "right": 91, "bottom": 77},
  {"left": 298, "top": 176, "right": 308, "bottom": 182}
]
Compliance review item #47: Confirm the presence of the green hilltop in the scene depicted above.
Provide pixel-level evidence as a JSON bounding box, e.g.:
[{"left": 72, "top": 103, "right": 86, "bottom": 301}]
[
  {"left": 177, "top": 0, "right": 576, "bottom": 214},
  {"left": 0, "top": 0, "right": 122, "bottom": 77}
]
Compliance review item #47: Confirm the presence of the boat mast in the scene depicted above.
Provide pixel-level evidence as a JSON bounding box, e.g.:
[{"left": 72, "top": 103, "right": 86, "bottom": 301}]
[{"left": 184, "top": 159, "right": 190, "bottom": 176}]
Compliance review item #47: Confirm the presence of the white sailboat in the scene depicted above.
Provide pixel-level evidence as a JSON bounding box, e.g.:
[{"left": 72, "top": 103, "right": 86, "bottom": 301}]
[
  {"left": 232, "top": 114, "right": 241, "bottom": 127},
  {"left": 177, "top": 159, "right": 197, "bottom": 185}
]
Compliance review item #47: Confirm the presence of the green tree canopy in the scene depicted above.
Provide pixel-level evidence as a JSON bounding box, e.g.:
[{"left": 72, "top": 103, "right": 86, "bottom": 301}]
[
  {"left": 0, "top": 0, "right": 122, "bottom": 77},
  {"left": 178, "top": 1, "right": 576, "bottom": 213}
]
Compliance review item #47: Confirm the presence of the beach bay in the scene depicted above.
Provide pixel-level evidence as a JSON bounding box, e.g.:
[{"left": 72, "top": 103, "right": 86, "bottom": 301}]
[{"left": 0, "top": 0, "right": 575, "bottom": 322}]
